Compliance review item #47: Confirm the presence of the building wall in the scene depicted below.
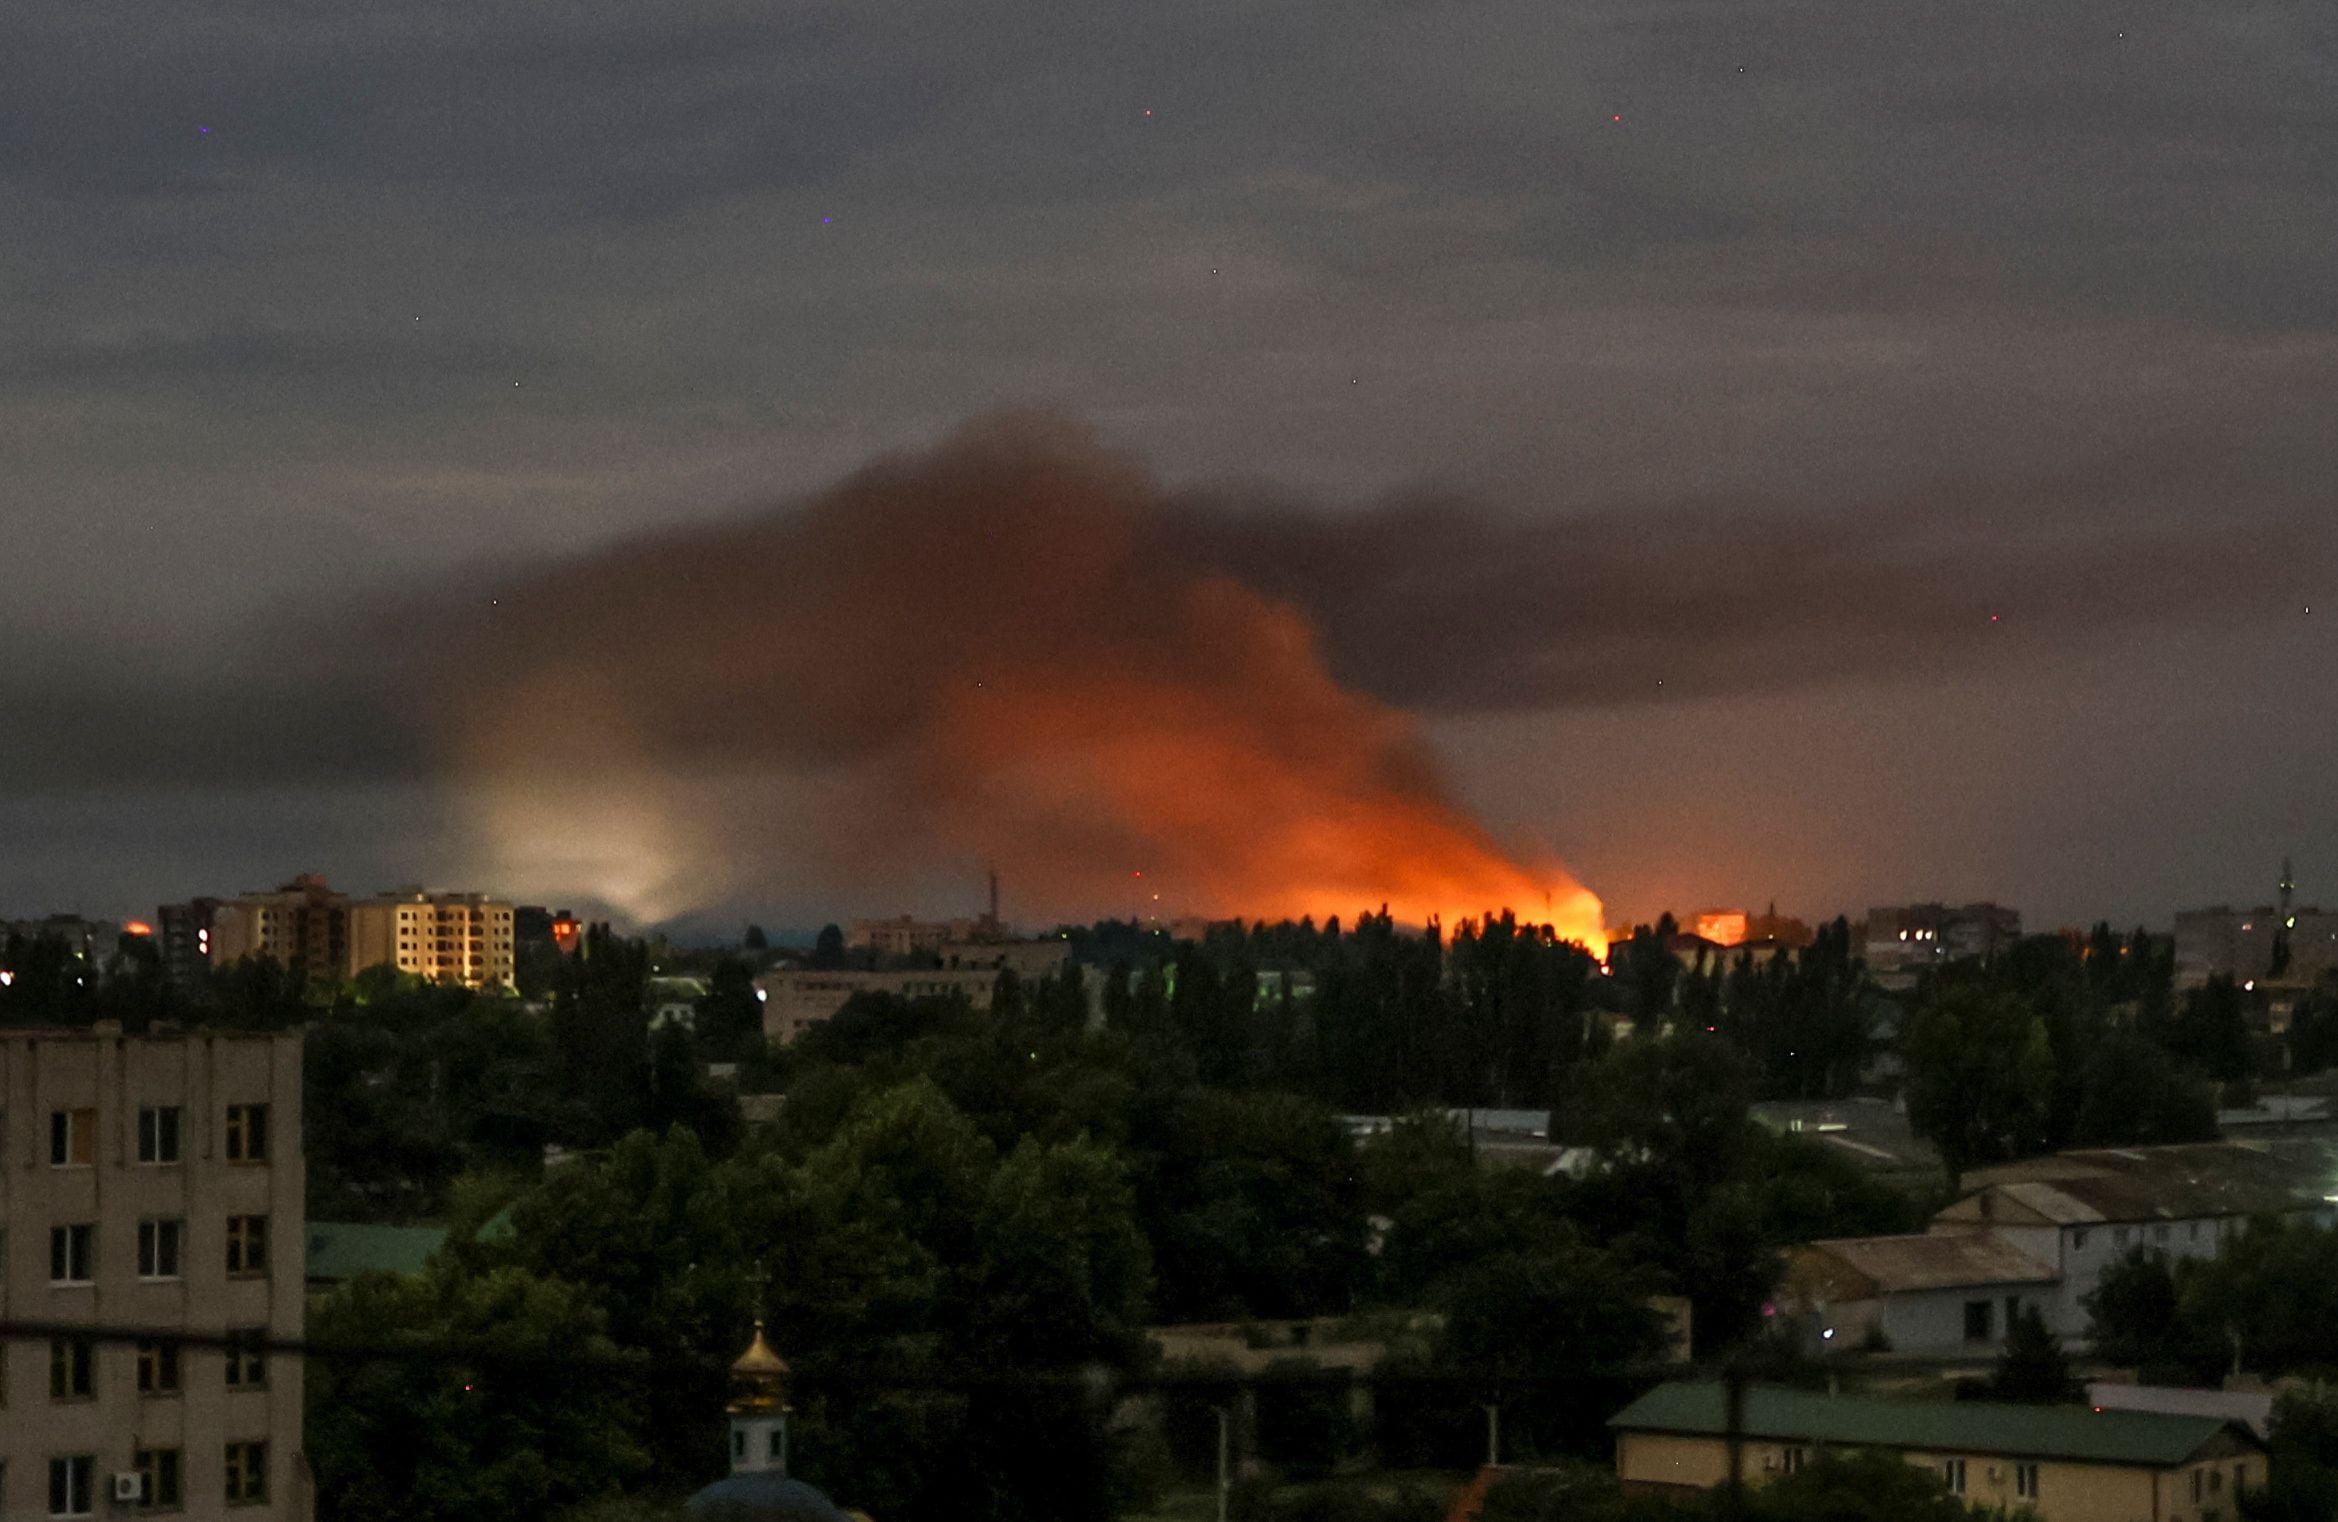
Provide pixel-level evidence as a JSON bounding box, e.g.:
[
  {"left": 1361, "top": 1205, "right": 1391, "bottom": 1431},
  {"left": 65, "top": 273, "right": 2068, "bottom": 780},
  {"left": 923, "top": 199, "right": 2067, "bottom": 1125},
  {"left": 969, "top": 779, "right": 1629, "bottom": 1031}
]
[
  {"left": 1872, "top": 1283, "right": 2055, "bottom": 1353},
  {"left": 753, "top": 968, "right": 1004, "bottom": 1044},
  {"left": 1617, "top": 1432, "right": 2181, "bottom": 1522},
  {"left": 0, "top": 1027, "right": 307, "bottom": 1520}
]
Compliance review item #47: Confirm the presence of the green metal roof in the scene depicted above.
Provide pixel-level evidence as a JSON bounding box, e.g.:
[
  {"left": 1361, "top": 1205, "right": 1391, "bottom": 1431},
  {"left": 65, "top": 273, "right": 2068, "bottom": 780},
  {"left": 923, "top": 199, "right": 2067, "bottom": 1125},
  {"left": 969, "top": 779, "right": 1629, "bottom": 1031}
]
[
  {"left": 305, "top": 1221, "right": 446, "bottom": 1283},
  {"left": 1610, "top": 1382, "right": 2255, "bottom": 1468}
]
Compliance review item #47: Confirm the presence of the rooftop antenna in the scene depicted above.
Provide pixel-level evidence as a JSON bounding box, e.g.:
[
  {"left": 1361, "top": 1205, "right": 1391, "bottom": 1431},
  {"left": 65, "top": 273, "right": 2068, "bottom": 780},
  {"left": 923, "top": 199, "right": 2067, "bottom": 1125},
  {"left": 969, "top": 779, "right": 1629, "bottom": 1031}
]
[{"left": 2280, "top": 857, "right": 2295, "bottom": 919}]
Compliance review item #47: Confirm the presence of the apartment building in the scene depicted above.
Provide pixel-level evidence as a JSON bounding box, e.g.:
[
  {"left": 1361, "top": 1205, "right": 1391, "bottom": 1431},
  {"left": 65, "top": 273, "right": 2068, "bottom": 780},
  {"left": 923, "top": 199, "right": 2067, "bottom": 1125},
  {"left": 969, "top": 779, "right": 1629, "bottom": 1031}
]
[
  {"left": 0, "top": 1026, "right": 307, "bottom": 1520},
  {"left": 346, "top": 892, "right": 516, "bottom": 992},
  {"left": 207, "top": 877, "right": 349, "bottom": 990},
  {"left": 209, "top": 876, "right": 515, "bottom": 992}
]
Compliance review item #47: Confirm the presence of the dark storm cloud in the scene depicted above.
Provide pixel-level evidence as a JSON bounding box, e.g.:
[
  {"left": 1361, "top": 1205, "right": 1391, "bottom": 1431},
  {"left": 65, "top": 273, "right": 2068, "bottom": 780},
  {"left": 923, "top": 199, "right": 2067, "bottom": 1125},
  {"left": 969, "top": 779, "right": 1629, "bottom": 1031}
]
[
  {"left": 5, "top": 0, "right": 2336, "bottom": 923},
  {"left": 7, "top": 422, "right": 2323, "bottom": 791}
]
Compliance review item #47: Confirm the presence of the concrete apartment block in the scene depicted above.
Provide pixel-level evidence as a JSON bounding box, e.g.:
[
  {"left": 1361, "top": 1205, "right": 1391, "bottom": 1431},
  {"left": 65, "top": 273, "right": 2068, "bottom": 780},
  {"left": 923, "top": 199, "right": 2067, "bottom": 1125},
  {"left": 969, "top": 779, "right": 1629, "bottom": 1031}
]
[{"left": 0, "top": 1026, "right": 307, "bottom": 1520}]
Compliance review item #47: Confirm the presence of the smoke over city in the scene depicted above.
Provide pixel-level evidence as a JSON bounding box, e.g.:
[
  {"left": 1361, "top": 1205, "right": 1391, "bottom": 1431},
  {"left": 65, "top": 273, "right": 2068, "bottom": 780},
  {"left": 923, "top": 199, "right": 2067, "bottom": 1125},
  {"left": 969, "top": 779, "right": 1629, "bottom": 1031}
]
[
  {"left": 423, "top": 414, "right": 1608, "bottom": 936},
  {"left": 5, "top": 415, "right": 2319, "bottom": 927}
]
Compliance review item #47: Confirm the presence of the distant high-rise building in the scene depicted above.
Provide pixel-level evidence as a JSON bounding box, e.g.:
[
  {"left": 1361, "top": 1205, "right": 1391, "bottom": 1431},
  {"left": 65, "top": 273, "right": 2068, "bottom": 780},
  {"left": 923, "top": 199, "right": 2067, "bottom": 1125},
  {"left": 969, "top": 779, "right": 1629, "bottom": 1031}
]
[
  {"left": 1862, "top": 903, "right": 2021, "bottom": 985},
  {"left": 514, "top": 907, "right": 584, "bottom": 956},
  {"left": 208, "top": 874, "right": 350, "bottom": 989},
  {"left": 211, "top": 876, "right": 516, "bottom": 992},
  {"left": 156, "top": 897, "right": 222, "bottom": 989},
  {"left": 347, "top": 891, "right": 517, "bottom": 991}
]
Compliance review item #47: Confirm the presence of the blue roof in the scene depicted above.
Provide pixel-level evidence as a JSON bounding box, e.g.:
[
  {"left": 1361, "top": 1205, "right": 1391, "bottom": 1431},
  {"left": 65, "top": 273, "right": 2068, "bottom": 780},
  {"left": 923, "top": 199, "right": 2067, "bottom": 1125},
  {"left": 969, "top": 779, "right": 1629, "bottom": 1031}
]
[{"left": 686, "top": 1472, "right": 849, "bottom": 1521}]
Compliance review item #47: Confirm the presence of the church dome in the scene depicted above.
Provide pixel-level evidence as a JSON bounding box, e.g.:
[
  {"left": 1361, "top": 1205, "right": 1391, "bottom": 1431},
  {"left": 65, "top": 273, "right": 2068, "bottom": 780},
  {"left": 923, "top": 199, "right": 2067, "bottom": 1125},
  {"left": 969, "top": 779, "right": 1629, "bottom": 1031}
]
[{"left": 685, "top": 1471, "right": 850, "bottom": 1521}]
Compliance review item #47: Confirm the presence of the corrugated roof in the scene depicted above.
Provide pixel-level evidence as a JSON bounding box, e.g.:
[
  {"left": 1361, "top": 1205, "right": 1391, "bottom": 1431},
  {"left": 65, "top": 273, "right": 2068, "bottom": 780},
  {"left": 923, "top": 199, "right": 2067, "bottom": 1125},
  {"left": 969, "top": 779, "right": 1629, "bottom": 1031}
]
[
  {"left": 1799, "top": 1229, "right": 2057, "bottom": 1294},
  {"left": 1961, "top": 1140, "right": 2338, "bottom": 1224},
  {"left": 1611, "top": 1382, "right": 2254, "bottom": 1467},
  {"left": 306, "top": 1221, "right": 446, "bottom": 1282}
]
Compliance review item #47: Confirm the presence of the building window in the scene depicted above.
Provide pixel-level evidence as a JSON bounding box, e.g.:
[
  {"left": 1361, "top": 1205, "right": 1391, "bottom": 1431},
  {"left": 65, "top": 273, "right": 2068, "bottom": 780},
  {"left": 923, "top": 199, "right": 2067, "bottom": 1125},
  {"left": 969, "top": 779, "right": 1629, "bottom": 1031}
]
[
  {"left": 769, "top": 1429, "right": 784, "bottom": 1461},
  {"left": 733, "top": 1429, "right": 746, "bottom": 1459},
  {"left": 134, "top": 1447, "right": 183, "bottom": 1511},
  {"left": 2072, "top": 1228, "right": 2089, "bottom": 1250},
  {"left": 225, "top": 1331, "right": 268, "bottom": 1389},
  {"left": 49, "top": 1224, "right": 95, "bottom": 1285},
  {"left": 49, "top": 1108, "right": 96, "bottom": 1167},
  {"left": 139, "top": 1219, "right": 185, "bottom": 1280},
  {"left": 50, "top": 1339, "right": 94, "bottom": 1400},
  {"left": 2195, "top": 1470, "right": 2205, "bottom": 1502},
  {"left": 224, "top": 1442, "right": 268, "bottom": 1506},
  {"left": 2236, "top": 1463, "right": 2249, "bottom": 1492},
  {"left": 1963, "top": 1300, "right": 1994, "bottom": 1342},
  {"left": 2015, "top": 1461, "right": 2039, "bottom": 1498},
  {"left": 137, "top": 1339, "right": 182, "bottom": 1395},
  {"left": 2114, "top": 1226, "right": 2132, "bottom": 1248},
  {"left": 224, "top": 1104, "right": 269, "bottom": 1162},
  {"left": 137, "top": 1106, "right": 183, "bottom": 1164},
  {"left": 1941, "top": 1458, "right": 1966, "bottom": 1494},
  {"left": 2190, "top": 1223, "right": 2202, "bottom": 1242},
  {"left": 48, "top": 1455, "right": 95, "bottom": 1518},
  {"left": 226, "top": 1215, "right": 269, "bottom": 1276},
  {"left": 2211, "top": 1469, "right": 2225, "bottom": 1494},
  {"left": 1780, "top": 1446, "right": 1805, "bottom": 1474}
]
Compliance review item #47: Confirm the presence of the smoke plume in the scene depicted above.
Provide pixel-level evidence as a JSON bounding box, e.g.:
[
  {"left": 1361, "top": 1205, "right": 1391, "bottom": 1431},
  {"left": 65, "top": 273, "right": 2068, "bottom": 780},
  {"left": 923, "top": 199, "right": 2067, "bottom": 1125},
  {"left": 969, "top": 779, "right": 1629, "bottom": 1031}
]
[{"left": 428, "top": 415, "right": 1606, "bottom": 936}]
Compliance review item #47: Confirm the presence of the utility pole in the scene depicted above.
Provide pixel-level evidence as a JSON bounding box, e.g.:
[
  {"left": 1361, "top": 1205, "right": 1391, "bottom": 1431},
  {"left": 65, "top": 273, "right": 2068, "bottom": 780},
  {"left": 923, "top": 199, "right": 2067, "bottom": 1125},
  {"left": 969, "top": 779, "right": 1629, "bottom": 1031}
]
[
  {"left": 1216, "top": 1405, "right": 1232, "bottom": 1522},
  {"left": 1484, "top": 1402, "right": 1501, "bottom": 1468}
]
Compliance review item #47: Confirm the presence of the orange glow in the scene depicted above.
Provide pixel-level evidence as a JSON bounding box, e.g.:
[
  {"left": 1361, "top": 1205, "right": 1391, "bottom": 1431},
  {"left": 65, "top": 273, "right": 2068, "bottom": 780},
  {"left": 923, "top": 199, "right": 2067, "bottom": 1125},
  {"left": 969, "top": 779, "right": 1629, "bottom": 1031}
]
[
  {"left": 433, "top": 419, "right": 1606, "bottom": 946},
  {"left": 122, "top": 920, "right": 155, "bottom": 938},
  {"left": 927, "top": 582, "right": 1605, "bottom": 954},
  {"left": 1693, "top": 909, "right": 1748, "bottom": 946}
]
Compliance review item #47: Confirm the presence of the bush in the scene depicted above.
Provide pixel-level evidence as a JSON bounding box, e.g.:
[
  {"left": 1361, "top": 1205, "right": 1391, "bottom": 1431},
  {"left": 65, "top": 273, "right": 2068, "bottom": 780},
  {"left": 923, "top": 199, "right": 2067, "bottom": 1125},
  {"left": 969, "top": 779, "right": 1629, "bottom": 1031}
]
[{"left": 1254, "top": 1358, "right": 1361, "bottom": 1479}]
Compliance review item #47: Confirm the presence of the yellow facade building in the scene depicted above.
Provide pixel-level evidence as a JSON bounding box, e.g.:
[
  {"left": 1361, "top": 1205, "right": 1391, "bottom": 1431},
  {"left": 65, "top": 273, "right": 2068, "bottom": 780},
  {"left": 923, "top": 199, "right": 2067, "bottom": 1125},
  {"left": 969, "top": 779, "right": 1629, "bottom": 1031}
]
[
  {"left": 346, "top": 892, "right": 516, "bottom": 991},
  {"left": 1612, "top": 1383, "right": 2263, "bottom": 1522}
]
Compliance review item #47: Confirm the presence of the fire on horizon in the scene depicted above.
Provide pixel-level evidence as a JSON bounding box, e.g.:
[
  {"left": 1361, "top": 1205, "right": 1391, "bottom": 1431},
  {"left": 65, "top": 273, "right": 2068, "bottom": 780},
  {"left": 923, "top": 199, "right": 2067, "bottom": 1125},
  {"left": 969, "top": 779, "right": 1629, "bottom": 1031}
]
[{"left": 425, "top": 417, "right": 1605, "bottom": 950}]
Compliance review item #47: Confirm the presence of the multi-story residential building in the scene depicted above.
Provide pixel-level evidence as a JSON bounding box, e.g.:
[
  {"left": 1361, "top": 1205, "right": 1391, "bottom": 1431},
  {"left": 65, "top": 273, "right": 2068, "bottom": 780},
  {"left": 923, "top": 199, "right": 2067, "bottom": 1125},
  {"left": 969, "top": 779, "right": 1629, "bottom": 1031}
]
[
  {"left": 156, "top": 900, "right": 223, "bottom": 990},
  {"left": 0, "top": 1025, "right": 307, "bottom": 1520},
  {"left": 346, "top": 892, "right": 516, "bottom": 991},
  {"left": 209, "top": 877, "right": 515, "bottom": 992},
  {"left": 752, "top": 946, "right": 1093, "bottom": 1044},
  {"left": 2174, "top": 907, "right": 2338, "bottom": 989},
  {"left": 1862, "top": 903, "right": 2021, "bottom": 985},
  {"left": 208, "top": 877, "right": 350, "bottom": 990}
]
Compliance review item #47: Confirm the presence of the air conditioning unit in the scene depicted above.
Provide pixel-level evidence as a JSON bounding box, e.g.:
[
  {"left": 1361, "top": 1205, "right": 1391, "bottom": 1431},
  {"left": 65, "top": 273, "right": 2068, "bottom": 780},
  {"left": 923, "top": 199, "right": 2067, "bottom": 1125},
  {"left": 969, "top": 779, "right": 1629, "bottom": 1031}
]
[{"left": 113, "top": 1472, "right": 146, "bottom": 1503}]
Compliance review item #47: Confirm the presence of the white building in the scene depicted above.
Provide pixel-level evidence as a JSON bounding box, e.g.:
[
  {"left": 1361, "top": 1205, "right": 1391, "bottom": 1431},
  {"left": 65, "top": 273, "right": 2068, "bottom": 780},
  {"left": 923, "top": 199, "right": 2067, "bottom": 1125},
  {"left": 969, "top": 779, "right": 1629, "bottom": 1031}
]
[{"left": 1784, "top": 1140, "right": 2338, "bottom": 1355}]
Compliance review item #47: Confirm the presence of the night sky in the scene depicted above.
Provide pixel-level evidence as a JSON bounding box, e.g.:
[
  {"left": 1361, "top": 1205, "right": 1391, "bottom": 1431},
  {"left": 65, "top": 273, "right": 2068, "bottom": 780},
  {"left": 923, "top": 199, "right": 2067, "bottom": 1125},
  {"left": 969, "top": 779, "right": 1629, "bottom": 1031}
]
[{"left": 5, "top": 1, "right": 2334, "bottom": 934}]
